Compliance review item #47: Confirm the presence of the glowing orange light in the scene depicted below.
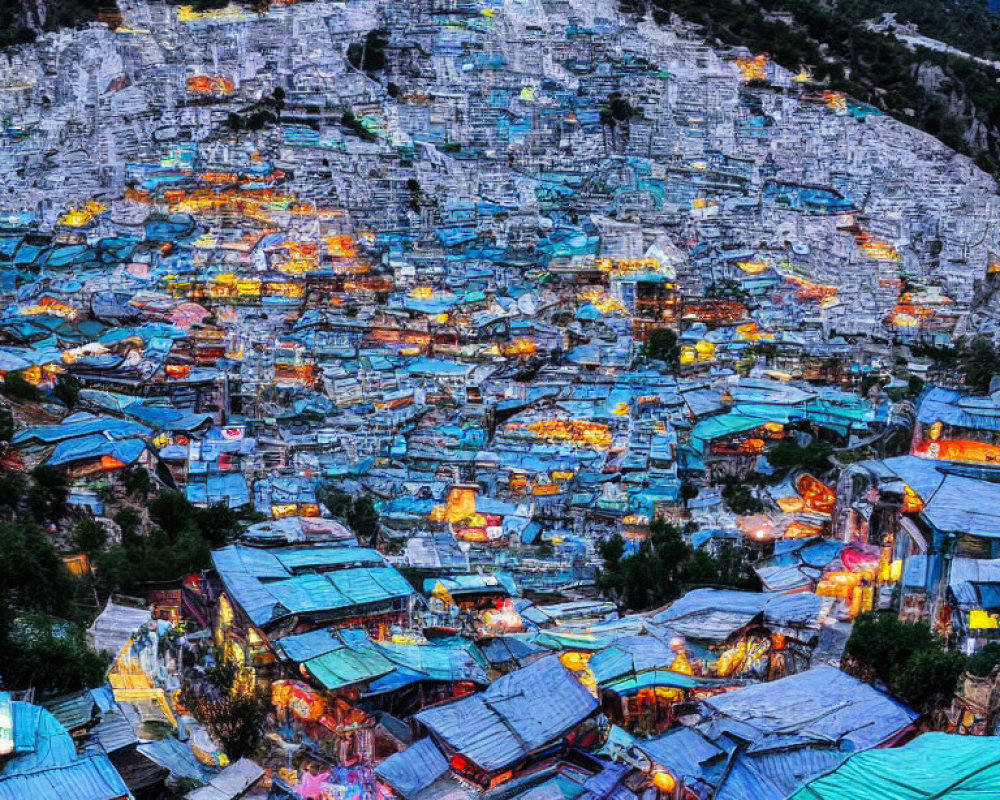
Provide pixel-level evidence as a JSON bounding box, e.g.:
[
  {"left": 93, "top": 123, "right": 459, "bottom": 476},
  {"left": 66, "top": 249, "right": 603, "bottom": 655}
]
[
  {"left": 651, "top": 771, "right": 676, "bottom": 792},
  {"left": 735, "top": 54, "right": 769, "bottom": 82},
  {"left": 526, "top": 419, "right": 612, "bottom": 450},
  {"left": 186, "top": 76, "right": 235, "bottom": 96}
]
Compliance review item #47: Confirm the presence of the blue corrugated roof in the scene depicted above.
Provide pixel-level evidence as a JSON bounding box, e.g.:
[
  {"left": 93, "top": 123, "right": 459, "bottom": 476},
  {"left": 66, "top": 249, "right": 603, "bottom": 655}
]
[
  {"left": 414, "top": 656, "right": 598, "bottom": 772},
  {"left": 917, "top": 387, "right": 1000, "bottom": 431},
  {"left": 375, "top": 738, "right": 450, "bottom": 799},
  {"left": 0, "top": 701, "right": 130, "bottom": 800},
  {"left": 212, "top": 544, "right": 413, "bottom": 628},
  {"left": 702, "top": 666, "right": 916, "bottom": 751}
]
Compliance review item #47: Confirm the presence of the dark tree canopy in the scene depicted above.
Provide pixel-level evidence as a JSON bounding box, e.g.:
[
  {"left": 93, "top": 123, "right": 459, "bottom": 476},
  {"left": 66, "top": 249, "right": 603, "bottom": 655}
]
[
  {"left": 318, "top": 486, "right": 381, "bottom": 546},
  {"left": 598, "top": 520, "right": 759, "bottom": 611},
  {"left": 180, "top": 672, "right": 269, "bottom": 763},
  {"left": 642, "top": 328, "right": 680, "bottom": 370},
  {"left": 0, "top": 521, "right": 106, "bottom": 696},
  {"left": 52, "top": 374, "right": 80, "bottom": 409},
  {"left": 843, "top": 613, "right": 966, "bottom": 712},
  {"left": 767, "top": 438, "right": 834, "bottom": 474}
]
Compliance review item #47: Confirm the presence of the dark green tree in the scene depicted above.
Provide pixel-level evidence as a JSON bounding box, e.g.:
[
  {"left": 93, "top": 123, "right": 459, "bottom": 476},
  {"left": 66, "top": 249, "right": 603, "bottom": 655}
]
[
  {"left": 0, "top": 406, "right": 13, "bottom": 442},
  {"left": 596, "top": 533, "right": 627, "bottom": 597},
  {"left": 600, "top": 92, "right": 636, "bottom": 125},
  {"left": 113, "top": 507, "right": 143, "bottom": 543},
  {"left": 148, "top": 489, "right": 196, "bottom": 537},
  {"left": 74, "top": 519, "right": 107, "bottom": 556},
  {"left": 2, "top": 372, "right": 40, "bottom": 401},
  {"left": 722, "top": 481, "right": 765, "bottom": 515},
  {"left": 4, "top": 615, "right": 110, "bottom": 698},
  {"left": 28, "top": 465, "right": 68, "bottom": 524},
  {"left": 180, "top": 683, "right": 269, "bottom": 762},
  {"left": 347, "top": 28, "right": 389, "bottom": 74},
  {"left": 965, "top": 338, "right": 1000, "bottom": 393},
  {"left": 347, "top": 495, "right": 380, "bottom": 547},
  {"left": 890, "top": 648, "right": 967, "bottom": 713},
  {"left": 0, "top": 520, "right": 89, "bottom": 692},
  {"left": 907, "top": 374, "right": 925, "bottom": 399},
  {"left": 0, "top": 471, "right": 27, "bottom": 515},
  {"left": 615, "top": 520, "right": 692, "bottom": 611},
  {"left": 713, "top": 540, "right": 762, "bottom": 591},
  {"left": 318, "top": 486, "right": 380, "bottom": 545},
  {"left": 93, "top": 527, "right": 211, "bottom": 596},
  {"left": 682, "top": 541, "right": 762, "bottom": 591},
  {"left": 52, "top": 374, "right": 80, "bottom": 409},
  {"left": 843, "top": 613, "right": 939, "bottom": 686},
  {"left": 195, "top": 502, "right": 240, "bottom": 548},
  {"left": 124, "top": 467, "right": 152, "bottom": 501},
  {"left": 681, "top": 549, "right": 719, "bottom": 585},
  {"left": 767, "top": 438, "right": 834, "bottom": 474},
  {"left": 842, "top": 612, "right": 966, "bottom": 711},
  {"left": 967, "top": 642, "right": 1000, "bottom": 677},
  {"left": 642, "top": 328, "right": 680, "bottom": 371}
]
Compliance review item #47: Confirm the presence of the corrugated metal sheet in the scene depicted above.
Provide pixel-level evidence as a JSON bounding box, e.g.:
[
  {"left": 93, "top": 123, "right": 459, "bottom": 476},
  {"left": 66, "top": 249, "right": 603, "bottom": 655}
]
[
  {"left": 714, "top": 747, "right": 849, "bottom": 800},
  {"left": 42, "top": 691, "right": 100, "bottom": 733},
  {"left": 91, "top": 711, "right": 137, "bottom": 754},
  {"left": 212, "top": 545, "right": 413, "bottom": 627},
  {"left": 703, "top": 666, "right": 917, "bottom": 751},
  {"left": 88, "top": 601, "right": 152, "bottom": 659},
  {"left": 0, "top": 702, "right": 131, "bottom": 800},
  {"left": 304, "top": 644, "right": 394, "bottom": 691},
  {"left": 415, "top": 656, "right": 598, "bottom": 772},
  {"left": 376, "top": 738, "right": 450, "bottom": 798},
  {"left": 0, "top": 755, "right": 131, "bottom": 800},
  {"left": 137, "top": 736, "right": 209, "bottom": 784},
  {"left": 633, "top": 726, "right": 724, "bottom": 786},
  {"left": 185, "top": 758, "right": 263, "bottom": 800}
]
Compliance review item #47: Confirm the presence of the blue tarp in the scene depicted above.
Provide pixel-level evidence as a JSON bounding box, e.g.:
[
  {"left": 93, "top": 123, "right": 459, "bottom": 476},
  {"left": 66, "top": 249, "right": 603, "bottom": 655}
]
[{"left": 45, "top": 435, "right": 146, "bottom": 467}]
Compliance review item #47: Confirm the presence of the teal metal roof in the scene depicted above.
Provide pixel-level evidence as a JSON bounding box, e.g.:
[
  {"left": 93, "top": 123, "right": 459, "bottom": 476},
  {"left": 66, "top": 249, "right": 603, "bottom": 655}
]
[
  {"left": 786, "top": 733, "right": 1000, "bottom": 800},
  {"left": 0, "top": 699, "right": 130, "bottom": 800},
  {"left": 304, "top": 643, "right": 394, "bottom": 691},
  {"left": 212, "top": 545, "right": 414, "bottom": 627}
]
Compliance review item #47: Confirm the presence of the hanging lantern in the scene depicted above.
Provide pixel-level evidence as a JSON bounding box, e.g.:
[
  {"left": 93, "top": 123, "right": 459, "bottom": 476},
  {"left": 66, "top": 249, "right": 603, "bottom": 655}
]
[{"left": 651, "top": 770, "right": 676, "bottom": 792}]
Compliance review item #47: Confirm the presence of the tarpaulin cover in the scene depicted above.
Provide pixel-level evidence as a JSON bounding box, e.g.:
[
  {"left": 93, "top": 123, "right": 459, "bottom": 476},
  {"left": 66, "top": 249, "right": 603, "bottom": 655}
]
[
  {"left": 785, "top": 732, "right": 1000, "bottom": 800},
  {"left": 14, "top": 412, "right": 151, "bottom": 445},
  {"left": 368, "top": 641, "right": 489, "bottom": 693},
  {"left": 589, "top": 635, "right": 678, "bottom": 686},
  {"left": 304, "top": 640, "right": 394, "bottom": 690},
  {"left": 45, "top": 434, "right": 146, "bottom": 467},
  {"left": 88, "top": 599, "right": 153, "bottom": 658},
  {"left": 917, "top": 386, "right": 1000, "bottom": 431},
  {"left": 713, "top": 746, "right": 850, "bottom": 800}
]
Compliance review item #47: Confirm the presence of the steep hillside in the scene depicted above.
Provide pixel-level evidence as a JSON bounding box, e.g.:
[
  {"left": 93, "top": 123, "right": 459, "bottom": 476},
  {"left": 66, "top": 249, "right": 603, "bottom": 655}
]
[{"left": 633, "top": 0, "right": 1000, "bottom": 179}]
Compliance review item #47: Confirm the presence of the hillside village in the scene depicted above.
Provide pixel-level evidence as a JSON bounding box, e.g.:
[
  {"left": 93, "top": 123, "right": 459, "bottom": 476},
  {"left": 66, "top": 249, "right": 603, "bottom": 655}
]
[{"left": 0, "top": 1, "right": 998, "bottom": 799}]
